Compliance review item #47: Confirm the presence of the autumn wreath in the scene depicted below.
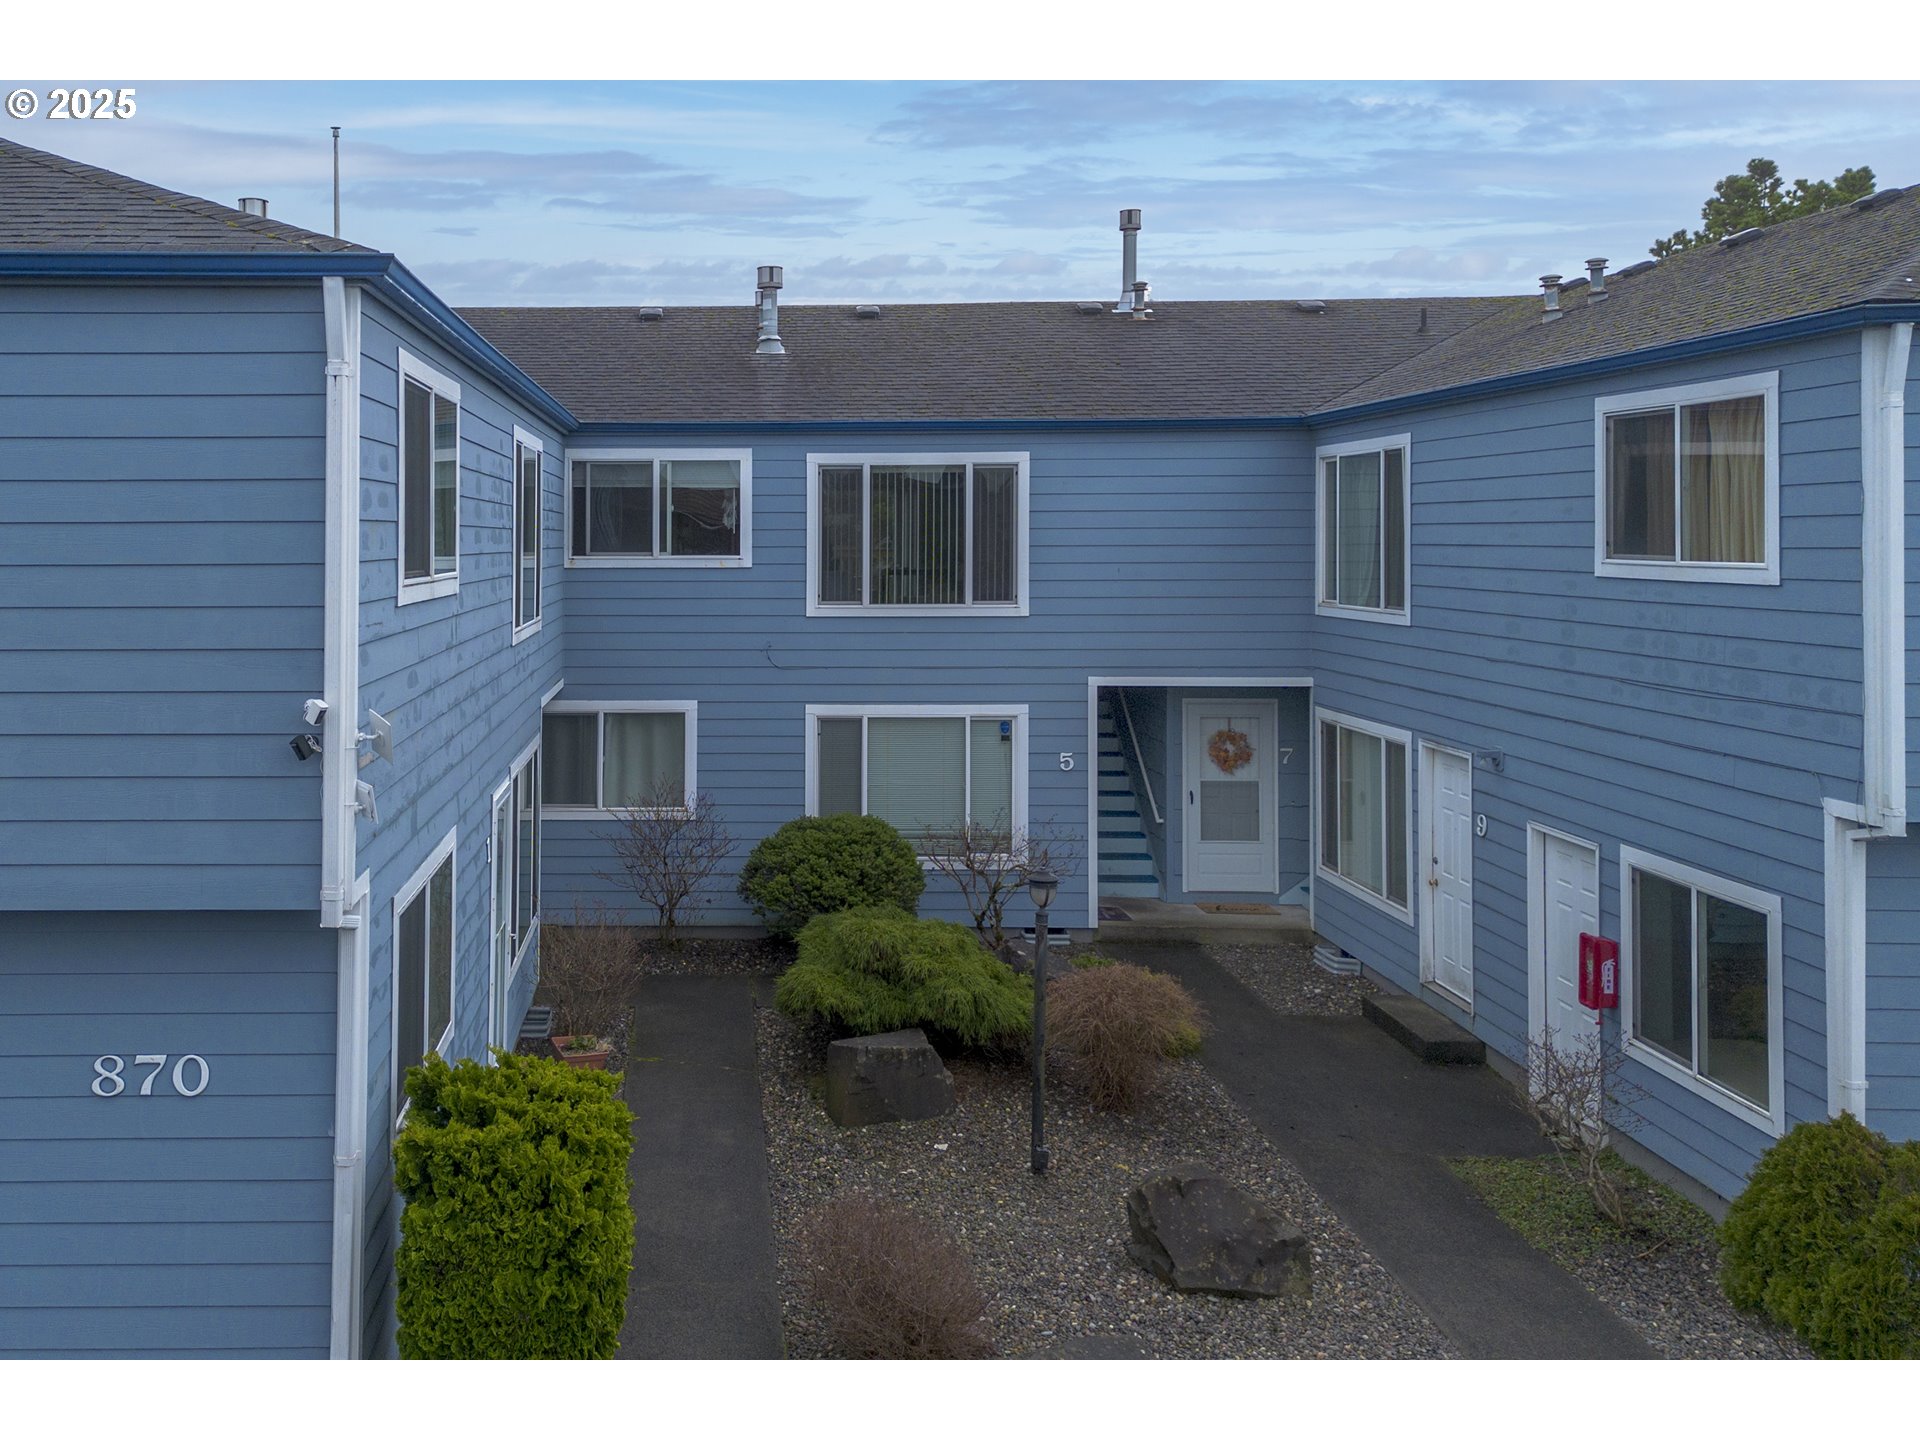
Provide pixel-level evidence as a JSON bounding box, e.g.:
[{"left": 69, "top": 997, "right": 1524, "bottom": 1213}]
[{"left": 1207, "top": 727, "right": 1254, "bottom": 775}]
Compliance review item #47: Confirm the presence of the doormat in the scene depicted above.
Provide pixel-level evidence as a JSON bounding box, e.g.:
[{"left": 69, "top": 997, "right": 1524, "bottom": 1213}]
[
  {"left": 1098, "top": 905, "right": 1132, "bottom": 922},
  {"left": 1197, "top": 902, "right": 1279, "bottom": 915}
]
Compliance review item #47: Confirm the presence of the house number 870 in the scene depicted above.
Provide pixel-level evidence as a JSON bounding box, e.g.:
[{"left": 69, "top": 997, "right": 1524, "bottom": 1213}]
[{"left": 91, "top": 1054, "right": 210, "bottom": 1098}]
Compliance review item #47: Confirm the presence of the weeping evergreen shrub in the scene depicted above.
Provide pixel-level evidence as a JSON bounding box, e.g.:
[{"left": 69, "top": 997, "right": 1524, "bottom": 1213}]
[
  {"left": 775, "top": 906, "right": 1032, "bottom": 1047},
  {"left": 1719, "top": 1112, "right": 1920, "bottom": 1357},
  {"left": 393, "top": 1051, "right": 634, "bottom": 1359},
  {"left": 738, "top": 814, "right": 925, "bottom": 939}
]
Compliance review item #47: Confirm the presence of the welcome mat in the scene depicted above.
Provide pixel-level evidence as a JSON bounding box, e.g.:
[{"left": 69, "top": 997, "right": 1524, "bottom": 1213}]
[
  {"left": 1098, "top": 905, "right": 1133, "bottom": 922},
  {"left": 1197, "top": 902, "right": 1279, "bottom": 915}
]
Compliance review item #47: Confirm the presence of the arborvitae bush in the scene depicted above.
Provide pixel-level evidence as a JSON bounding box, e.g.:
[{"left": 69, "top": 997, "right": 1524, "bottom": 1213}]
[
  {"left": 1719, "top": 1112, "right": 1920, "bottom": 1358},
  {"left": 737, "top": 814, "right": 924, "bottom": 939},
  {"left": 803, "top": 1192, "right": 994, "bottom": 1358},
  {"left": 1044, "top": 961, "right": 1207, "bottom": 1111},
  {"left": 774, "top": 906, "right": 1031, "bottom": 1047},
  {"left": 393, "top": 1051, "right": 634, "bottom": 1359}
]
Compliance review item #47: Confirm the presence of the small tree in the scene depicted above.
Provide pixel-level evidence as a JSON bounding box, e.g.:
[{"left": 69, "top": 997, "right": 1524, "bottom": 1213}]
[
  {"left": 921, "top": 814, "right": 1082, "bottom": 949},
  {"left": 601, "top": 778, "right": 736, "bottom": 948},
  {"left": 1651, "top": 157, "right": 1876, "bottom": 257},
  {"left": 1520, "top": 1026, "right": 1649, "bottom": 1229}
]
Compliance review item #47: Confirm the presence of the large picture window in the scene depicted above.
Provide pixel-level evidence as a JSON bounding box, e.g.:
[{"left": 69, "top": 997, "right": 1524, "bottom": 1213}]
[
  {"left": 806, "top": 706, "right": 1025, "bottom": 849},
  {"left": 1316, "top": 436, "right": 1409, "bottom": 623},
  {"left": 567, "top": 451, "right": 750, "bottom": 566},
  {"left": 1316, "top": 711, "right": 1410, "bottom": 915},
  {"left": 397, "top": 352, "right": 461, "bottom": 604},
  {"left": 542, "top": 702, "right": 696, "bottom": 813},
  {"left": 808, "top": 454, "right": 1028, "bottom": 615},
  {"left": 513, "top": 430, "right": 543, "bottom": 637},
  {"left": 1595, "top": 373, "right": 1779, "bottom": 584},
  {"left": 1621, "top": 847, "right": 1782, "bottom": 1131},
  {"left": 393, "top": 829, "right": 457, "bottom": 1124}
]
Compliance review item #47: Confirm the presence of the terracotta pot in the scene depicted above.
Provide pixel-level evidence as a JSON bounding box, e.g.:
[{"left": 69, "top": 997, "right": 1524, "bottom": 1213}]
[{"left": 550, "top": 1035, "right": 612, "bottom": 1070}]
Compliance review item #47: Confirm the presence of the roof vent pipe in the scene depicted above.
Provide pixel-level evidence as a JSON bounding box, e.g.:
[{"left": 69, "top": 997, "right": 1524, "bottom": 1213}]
[
  {"left": 754, "top": 265, "right": 784, "bottom": 356},
  {"left": 239, "top": 196, "right": 268, "bottom": 217},
  {"left": 1540, "top": 274, "right": 1563, "bottom": 322},
  {"left": 1130, "top": 279, "right": 1152, "bottom": 320},
  {"left": 1116, "top": 208, "right": 1142, "bottom": 313},
  {"left": 1586, "top": 257, "right": 1609, "bottom": 300}
]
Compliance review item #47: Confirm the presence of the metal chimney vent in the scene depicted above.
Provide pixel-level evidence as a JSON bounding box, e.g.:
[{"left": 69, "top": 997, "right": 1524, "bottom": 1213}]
[
  {"left": 754, "top": 265, "right": 784, "bottom": 356},
  {"left": 1115, "top": 208, "right": 1145, "bottom": 314},
  {"left": 238, "top": 197, "right": 268, "bottom": 217},
  {"left": 1540, "top": 275, "right": 1563, "bottom": 322},
  {"left": 1586, "top": 257, "right": 1609, "bottom": 300}
]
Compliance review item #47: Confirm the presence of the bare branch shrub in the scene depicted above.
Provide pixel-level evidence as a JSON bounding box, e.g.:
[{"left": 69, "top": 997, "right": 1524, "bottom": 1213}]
[
  {"left": 540, "top": 901, "right": 637, "bottom": 1038},
  {"left": 801, "top": 1192, "right": 994, "bottom": 1359},
  {"left": 1045, "top": 962, "right": 1207, "bottom": 1112},
  {"left": 601, "top": 779, "right": 737, "bottom": 948},
  {"left": 1521, "top": 1026, "right": 1650, "bottom": 1229},
  {"left": 921, "top": 813, "right": 1083, "bottom": 948}
]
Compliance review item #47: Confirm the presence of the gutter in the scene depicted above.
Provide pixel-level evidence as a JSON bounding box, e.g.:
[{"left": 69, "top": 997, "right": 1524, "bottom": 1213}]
[{"left": 1861, "top": 322, "right": 1913, "bottom": 836}]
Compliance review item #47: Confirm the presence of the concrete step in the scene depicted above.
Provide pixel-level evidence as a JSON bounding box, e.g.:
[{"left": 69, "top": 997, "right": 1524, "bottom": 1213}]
[
  {"left": 1100, "top": 880, "right": 1160, "bottom": 898},
  {"left": 1361, "top": 991, "right": 1485, "bottom": 1065}
]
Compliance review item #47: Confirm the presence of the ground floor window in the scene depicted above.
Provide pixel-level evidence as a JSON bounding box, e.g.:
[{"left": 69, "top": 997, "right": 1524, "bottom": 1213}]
[
  {"left": 1620, "top": 846, "right": 1781, "bottom": 1128},
  {"left": 393, "top": 829, "right": 457, "bottom": 1125},
  {"left": 1316, "top": 710, "right": 1410, "bottom": 912},
  {"left": 807, "top": 705, "right": 1025, "bottom": 850},
  {"left": 541, "top": 702, "right": 696, "bottom": 812}
]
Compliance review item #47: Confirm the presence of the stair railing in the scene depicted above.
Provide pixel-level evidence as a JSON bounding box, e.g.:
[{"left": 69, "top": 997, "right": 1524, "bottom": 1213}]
[{"left": 1111, "top": 690, "right": 1163, "bottom": 826}]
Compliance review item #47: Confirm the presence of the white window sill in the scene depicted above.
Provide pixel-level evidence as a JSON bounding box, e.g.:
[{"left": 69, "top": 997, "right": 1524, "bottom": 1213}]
[
  {"left": 1594, "top": 558, "right": 1779, "bottom": 586},
  {"left": 1622, "top": 1037, "right": 1783, "bottom": 1136},
  {"left": 1315, "top": 864, "right": 1415, "bottom": 927},
  {"left": 806, "top": 601, "right": 1029, "bottom": 619},
  {"left": 1314, "top": 601, "right": 1411, "bottom": 626},
  {"left": 511, "top": 616, "right": 543, "bottom": 645},
  {"left": 397, "top": 573, "right": 460, "bottom": 606},
  {"left": 544, "top": 805, "right": 692, "bottom": 821},
  {"left": 567, "top": 554, "right": 751, "bottom": 569}
]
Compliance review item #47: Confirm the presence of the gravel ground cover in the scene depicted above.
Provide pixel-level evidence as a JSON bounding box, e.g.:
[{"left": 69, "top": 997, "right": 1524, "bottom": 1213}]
[
  {"left": 1202, "top": 939, "right": 1377, "bottom": 1017},
  {"left": 633, "top": 935, "right": 791, "bottom": 976},
  {"left": 1446, "top": 1154, "right": 1809, "bottom": 1359},
  {"left": 757, "top": 1004, "right": 1454, "bottom": 1359}
]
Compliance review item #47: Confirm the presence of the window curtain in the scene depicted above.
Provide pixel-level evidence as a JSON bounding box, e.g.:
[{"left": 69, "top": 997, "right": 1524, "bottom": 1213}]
[
  {"left": 1633, "top": 869, "right": 1693, "bottom": 1063},
  {"left": 583, "top": 461, "right": 654, "bottom": 556},
  {"left": 871, "top": 466, "right": 965, "bottom": 605},
  {"left": 867, "top": 716, "right": 965, "bottom": 844},
  {"left": 968, "top": 717, "right": 1014, "bottom": 842},
  {"left": 402, "top": 380, "right": 433, "bottom": 579},
  {"left": 431, "top": 394, "right": 458, "bottom": 575},
  {"left": 1336, "top": 727, "right": 1385, "bottom": 893},
  {"left": 1682, "top": 396, "right": 1765, "bottom": 563},
  {"left": 816, "top": 718, "right": 863, "bottom": 814},
  {"left": 1335, "top": 453, "right": 1383, "bottom": 608},
  {"left": 541, "top": 713, "right": 598, "bottom": 806},
  {"left": 663, "top": 459, "right": 740, "bottom": 557},
  {"left": 971, "top": 466, "right": 1019, "bottom": 604},
  {"left": 604, "top": 712, "right": 686, "bottom": 808},
  {"left": 818, "top": 468, "right": 864, "bottom": 603},
  {"left": 1607, "top": 410, "right": 1677, "bottom": 559}
]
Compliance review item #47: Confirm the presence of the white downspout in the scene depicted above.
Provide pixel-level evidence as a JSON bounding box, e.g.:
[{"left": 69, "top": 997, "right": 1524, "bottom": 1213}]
[
  {"left": 1823, "top": 800, "right": 1870, "bottom": 1119},
  {"left": 1861, "top": 322, "right": 1912, "bottom": 835},
  {"left": 321, "top": 275, "right": 368, "bottom": 1359}
]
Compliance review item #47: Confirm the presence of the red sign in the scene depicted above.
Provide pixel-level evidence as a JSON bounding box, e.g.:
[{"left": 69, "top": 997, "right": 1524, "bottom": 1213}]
[{"left": 1578, "top": 933, "right": 1619, "bottom": 1009}]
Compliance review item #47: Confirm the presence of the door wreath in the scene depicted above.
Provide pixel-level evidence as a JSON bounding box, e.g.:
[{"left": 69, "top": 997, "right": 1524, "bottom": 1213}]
[{"left": 1207, "top": 727, "right": 1255, "bottom": 775}]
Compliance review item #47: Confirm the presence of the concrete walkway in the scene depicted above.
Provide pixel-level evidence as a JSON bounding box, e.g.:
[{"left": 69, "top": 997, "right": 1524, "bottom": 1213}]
[
  {"left": 1104, "top": 939, "right": 1652, "bottom": 1359},
  {"left": 618, "top": 975, "right": 785, "bottom": 1359}
]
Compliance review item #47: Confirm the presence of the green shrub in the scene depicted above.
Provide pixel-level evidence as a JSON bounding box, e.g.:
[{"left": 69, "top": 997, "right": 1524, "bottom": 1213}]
[
  {"left": 774, "top": 906, "right": 1031, "bottom": 1047},
  {"left": 393, "top": 1051, "right": 634, "bottom": 1359},
  {"left": 738, "top": 814, "right": 925, "bottom": 939},
  {"left": 1719, "top": 1112, "right": 1920, "bottom": 1358}
]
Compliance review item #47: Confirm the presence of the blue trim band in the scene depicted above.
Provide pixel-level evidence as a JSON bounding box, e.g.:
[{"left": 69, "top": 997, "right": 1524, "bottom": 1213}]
[{"left": 569, "top": 414, "right": 1310, "bottom": 436}]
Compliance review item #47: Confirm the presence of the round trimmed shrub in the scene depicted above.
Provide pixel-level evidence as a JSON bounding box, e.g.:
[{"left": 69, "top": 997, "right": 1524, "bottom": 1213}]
[
  {"left": 803, "top": 1192, "right": 993, "bottom": 1358},
  {"left": 775, "top": 906, "right": 1031, "bottom": 1047},
  {"left": 1044, "top": 961, "right": 1207, "bottom": 1111},
  {"left": 738, "top": 814, "right": 925, "bottom": 939},
  {"left": 393, "top": 1051, "right": 634, "bottom": 1358}
]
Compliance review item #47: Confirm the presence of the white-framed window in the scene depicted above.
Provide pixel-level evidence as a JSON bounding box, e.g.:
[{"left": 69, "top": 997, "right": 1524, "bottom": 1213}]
[
  {"left": 512, "top": 428, "right": 543, "bottom": 640},
  {"left": 1593, "top": 372, "right": 1780, "bottom": 584},
  {"left": 1314, "top": 708, "right": 1413, "bottom": 921},
  {"left": 392, "top": 827, "right": 457, "bottom": 1126},
  {"left": 566, "top": 449, "right": 751, "bottom": 567},
  {"left": 806, "top": 453, "right": 1029, "bottom": 616},
  {"left": 541, "top": 701, "right": 697, "bottom": 815},
  {"left": 1619, "top": 846, "right": 1784, "bottom": 1134},
  {"left": 396, "top": 351, "right": 461, "bottom": 605},
  {"left": 1316, "top": 434, "right": 1411, "bottom": 624},
  {"left": 805, "top": 704, "right": 1028, "bottom": 851},
  {"left": 488, "top": 739, "right": 541, "bottom": 1056}
]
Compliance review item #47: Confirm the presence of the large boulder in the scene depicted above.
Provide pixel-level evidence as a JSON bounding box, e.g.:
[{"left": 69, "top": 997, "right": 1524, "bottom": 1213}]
[
  {"left": 824, "top": 1028, "right": 955, "bottom": 1127},
  {"left": 1125, "top": 1164, "right": 1312, "bottom": 1299}
]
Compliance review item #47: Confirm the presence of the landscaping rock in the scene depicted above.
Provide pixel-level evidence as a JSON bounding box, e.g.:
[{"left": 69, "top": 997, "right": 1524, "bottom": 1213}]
[
  {"left": 1126, "top": 1163, "right": 1312, "bottom": 1299},
  {"left": 824, "top": 1028, "right": 955, "bottom": 1127}
]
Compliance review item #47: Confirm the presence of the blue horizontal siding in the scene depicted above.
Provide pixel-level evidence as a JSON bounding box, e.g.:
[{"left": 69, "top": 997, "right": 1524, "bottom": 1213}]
[{"left": 1866, "top": 835, "right": 1920, "bottom": 1142}]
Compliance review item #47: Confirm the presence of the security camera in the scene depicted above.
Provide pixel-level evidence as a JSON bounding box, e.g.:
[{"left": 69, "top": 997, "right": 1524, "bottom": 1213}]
[
  {"left": 290, "top": 734, "right": 323, "bottom": 762},
  {"left": 302, "top": 698, "right": 329, "bottom": 726}
]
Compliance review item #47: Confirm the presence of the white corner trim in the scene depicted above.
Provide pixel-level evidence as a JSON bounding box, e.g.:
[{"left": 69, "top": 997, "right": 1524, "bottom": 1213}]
[
  {"left": 1823, "top": 799, "right": 1870, "bottom": 1121},
  {"left": 1314, "top": 433, "right": 1412, "bottom": 625},
  {"left": 1862, "top": 324, "right": 1912, "bottom": 834}
]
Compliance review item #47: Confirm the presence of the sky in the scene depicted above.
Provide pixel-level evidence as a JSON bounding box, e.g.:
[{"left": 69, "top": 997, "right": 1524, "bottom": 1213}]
[{"left": 5, "top": 78, "right": 1918, "bottom": 308}]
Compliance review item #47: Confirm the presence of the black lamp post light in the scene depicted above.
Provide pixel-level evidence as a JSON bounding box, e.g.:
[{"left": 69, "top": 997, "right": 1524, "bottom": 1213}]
[{"left": 1025, "top": 865, "right": 1059, "bottom": 1176}]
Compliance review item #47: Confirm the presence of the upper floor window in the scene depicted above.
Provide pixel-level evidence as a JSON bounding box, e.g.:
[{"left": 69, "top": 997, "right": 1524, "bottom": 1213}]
[
  {"left": 1595, "top": 373, "right": 1779, "bottom": 585},
  {"left": 1316, "top": 436, "right": 1410, "bottom": 624},
  {"left": 1316, "top": 709, "right": 1411, "bottom": 919},
  {"left": 567, "top": 450, "right": 751, "bottom": 567},
  {"left": 397, "top": 352, "right": 461, "bottom": 605},
  {"left": 807, "top": 454, "right": 1029, "bottom": 616},
  {"left": 513, "top": 429, "right": 543, "bottom": 639}
]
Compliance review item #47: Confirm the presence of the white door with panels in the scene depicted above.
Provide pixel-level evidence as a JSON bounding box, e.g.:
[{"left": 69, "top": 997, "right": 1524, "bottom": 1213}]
[
  {"left": 1421, "top": 744, "right": 1475, "bottom": 1002},
  {"left": 1530, "top": 826, "right": 1602, "bottom": 1117},
  {"left": 1183, "top": 699, "right": 1279, "bottom": 893}
]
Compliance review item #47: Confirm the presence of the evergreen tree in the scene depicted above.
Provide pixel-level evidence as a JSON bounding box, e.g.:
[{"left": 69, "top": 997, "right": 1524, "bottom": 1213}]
[{"left": 1651, "top": 157, "right": 1876, "bottom": 257}]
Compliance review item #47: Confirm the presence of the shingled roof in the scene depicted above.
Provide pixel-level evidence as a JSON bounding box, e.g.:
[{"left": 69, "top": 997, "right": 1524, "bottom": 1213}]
[
  {"left": 0, "top": 134, "right": 371, "bottom": 254},
  {"left": 457, "top": 296, "right": 1510, "bottom": 424}
]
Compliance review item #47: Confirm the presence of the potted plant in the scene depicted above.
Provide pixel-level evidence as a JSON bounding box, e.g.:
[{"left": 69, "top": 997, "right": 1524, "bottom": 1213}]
[{"left": 550, "top": 1032, "right": 613, "bottom": 1070}]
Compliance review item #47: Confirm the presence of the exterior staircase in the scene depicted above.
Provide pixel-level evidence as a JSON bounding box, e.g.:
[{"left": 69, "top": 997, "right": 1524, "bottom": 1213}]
[{"left": 1097, "top": 697, "right": 1160, "bottom": 899}]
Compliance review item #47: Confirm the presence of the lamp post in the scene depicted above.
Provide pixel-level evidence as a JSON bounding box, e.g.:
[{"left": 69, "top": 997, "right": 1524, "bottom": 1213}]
[{"left": 1026, "top": 865, "right": 1059, "bottom": 1175}]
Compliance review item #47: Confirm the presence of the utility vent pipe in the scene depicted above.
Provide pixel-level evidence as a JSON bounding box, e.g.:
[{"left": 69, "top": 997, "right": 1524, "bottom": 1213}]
[
  {"left": 239, "top": 196, "right": 268, "bottom": 217},
  {"left": 754, "top": 265, "right": 784, "bottom": 355},
  {"left": 1587, "top": 257, "right": 1608, "bottom": 300},
  {"left": 1130, "top": 280, "right": 1151, "bottom": 319},
  {"left": 1540, "top": 274, "right": 1563, "bottom": 322},
  {"left": 1116, "top": 208, "right": 1143, "bottom": 313}
]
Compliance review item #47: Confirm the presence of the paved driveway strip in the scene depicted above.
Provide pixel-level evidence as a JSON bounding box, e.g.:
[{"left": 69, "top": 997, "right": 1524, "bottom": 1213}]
[
  {"left": 618, "top": 975, "right": 785, "bottom": 1359},
  {"left": 1103, "top": 939, "right": 1652, "bottom": 1359}
]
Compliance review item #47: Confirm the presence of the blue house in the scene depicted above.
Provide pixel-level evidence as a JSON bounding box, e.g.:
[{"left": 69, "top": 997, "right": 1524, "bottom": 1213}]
[{"left": 2, "top": 135, "right": 1916, "bottom": 1357}]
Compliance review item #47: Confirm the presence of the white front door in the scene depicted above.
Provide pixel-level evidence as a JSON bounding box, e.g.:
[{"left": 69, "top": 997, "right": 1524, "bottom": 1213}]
[
  {"left": 1530, "top": 825, "right": 1602, "bottom": 1118},
  {"left": 1421, "top": 744, "right": 1474, "bottom": 1002},
  {"left": 1183, "top": 699, "right": 1279, "bottom": 893}
]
